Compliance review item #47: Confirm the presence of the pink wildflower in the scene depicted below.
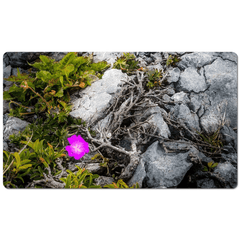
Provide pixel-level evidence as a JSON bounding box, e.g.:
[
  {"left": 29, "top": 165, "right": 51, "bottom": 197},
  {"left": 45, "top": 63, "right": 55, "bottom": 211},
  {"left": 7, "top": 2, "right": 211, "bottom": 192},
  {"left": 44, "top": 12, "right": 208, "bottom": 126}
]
[{"left": 65, "top": 135, "right": 89, "bottom": 160}]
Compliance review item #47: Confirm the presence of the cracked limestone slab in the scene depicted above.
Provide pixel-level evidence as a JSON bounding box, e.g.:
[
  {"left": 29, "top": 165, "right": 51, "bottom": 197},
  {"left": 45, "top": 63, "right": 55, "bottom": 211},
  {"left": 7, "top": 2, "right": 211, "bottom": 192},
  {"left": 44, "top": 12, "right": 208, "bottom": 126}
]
[
  {"left": 213, "top": 52, "right": 238, "bottom": 63},
  {"left": 129, "top": 141, "right": 193, "bottom": 188},
  {"left": 200, "top": 57, "right": 237, "bottom": 132},
  {"left": 177, "top": 52, "right": 217, "bottom": 70},
  {"left": 69, "top": 69, "right": 128, "bottom": 123},
  {"left": 177, "top": 67, "right": 208, "bottom": 93}
]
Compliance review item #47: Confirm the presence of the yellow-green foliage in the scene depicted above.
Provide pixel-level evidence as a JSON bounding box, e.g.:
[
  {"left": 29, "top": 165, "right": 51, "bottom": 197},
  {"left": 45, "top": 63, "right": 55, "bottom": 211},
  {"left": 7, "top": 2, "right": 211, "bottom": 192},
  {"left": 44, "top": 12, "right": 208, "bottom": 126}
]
[
  {"left": 146, "top": 69, "right": 163, "bottom": 88},
  {"left": 4, "top": 52, "right": 110, "bottom": 123},
  {"left": 60, "top": 166, "right": 139, "bottom": 189},
  {"left": 60, "top": 166, "right": 101, "bottom": 188},
  {"left": 3, "top": 139, "right": 66, "bottom": 188},
  {"left": 113, "top": 52, "right": 139, "bottom": 72},
  {"left": 104, "top": 179, "right": 139, "bottom": 189},
  {"left": 197, "top": 129, "right": 223, "bottom": 153},
  {"left": 166, "top": 55, "right": 180, "bottom": 66},
  {"left": 202, "top": 161, "right": 218, "bottom": 172}
]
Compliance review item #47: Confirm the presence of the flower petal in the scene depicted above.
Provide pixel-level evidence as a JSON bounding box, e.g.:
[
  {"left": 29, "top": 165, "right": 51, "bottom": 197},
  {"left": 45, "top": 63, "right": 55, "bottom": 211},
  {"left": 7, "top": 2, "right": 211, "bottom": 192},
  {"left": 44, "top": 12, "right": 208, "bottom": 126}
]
[
  {"left": 67, "top": 135, "right": 78, "bottom": 144},
  {"left": 73, "top": 152, "right": 85, "bottom": 160}
]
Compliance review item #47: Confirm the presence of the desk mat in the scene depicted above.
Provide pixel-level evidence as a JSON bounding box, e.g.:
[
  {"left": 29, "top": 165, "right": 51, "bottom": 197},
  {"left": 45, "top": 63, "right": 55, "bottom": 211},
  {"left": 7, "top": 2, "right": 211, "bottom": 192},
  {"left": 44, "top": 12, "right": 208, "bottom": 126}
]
[{"left": 3, "top": 52, "right": 238, "bottom": 189}]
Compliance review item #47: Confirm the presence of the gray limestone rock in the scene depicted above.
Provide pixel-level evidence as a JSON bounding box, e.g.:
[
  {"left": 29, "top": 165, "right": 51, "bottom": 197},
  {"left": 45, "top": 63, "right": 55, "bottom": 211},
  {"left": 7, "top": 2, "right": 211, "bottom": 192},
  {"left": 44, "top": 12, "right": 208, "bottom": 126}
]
[
  {"left": 201, "top": 58, "right": 237, "bottom": 132},
  {"left": 134, "top": 104, "right": 171, "bottom": 139},
  {"left": 128, "top": 157, "right": 146, "bottom": 188},
  {"left": 167, "top": 67, "right": 180, "bottom": 83},
  {"left": 213, "top": 52, "right": 237, "bottom": 63},
  {"left": 147, "top": 63, "right": 163, "bottom": 71},
  {"left": 177, "top": 52, "right": 217, "bottom": 70},
  {"left": 196, "top": 178, "right": 217, "bottom": 188},
  {"left": 3, "top": 114, "right": 9, "bottom": 125},
  {"left": 129, "top": 141, "right": 193, "bottom": 188},
  {"left": 220, "top": 126, "right": 237, "bottom": 151},
  {"left": 3, "top": 100, "right": 9, "bottom": 114},
  {"left": 3, "top": 65, "right": 12, "bottom": 79},
  {"left": 177, "top": 67, "right": 208, "bottom": 93},
  {"left": 221, "top": 153, "right": 237, "bottom": 168},
  {"left": 69, "top": 69, "right": 127, "bottom": 123},
  {"left": 11, "top": 67, "right": 30, "bottom": 76},
  {"left": 3, "top": 141, "right": 9, "bottom": 151},
  {"left": 213, "top": 162, "right": 237, "bottom": 188},
  {"left": 150, "top": 53, "right": 163, "bottom": 63},
  {"left": 67, "top": 162, "right": 102, "bottom": 174},
  {"left": 93, "top": 52, "right": 122, "bottom": 67},
  {"left": 171, "top": 104, "right": 200, "bottom": 132},
  {"left": 95, "top": 176, "right": 114, "bottom": 187},
  {"left": 171, "top": 91, "right": 190, "bottom": 104},
  {"left": 3, "top": 117, "right": 30, "bottom": 141},
  {"left": 7, "top": 52, "right": 47, "bottom": 68}
]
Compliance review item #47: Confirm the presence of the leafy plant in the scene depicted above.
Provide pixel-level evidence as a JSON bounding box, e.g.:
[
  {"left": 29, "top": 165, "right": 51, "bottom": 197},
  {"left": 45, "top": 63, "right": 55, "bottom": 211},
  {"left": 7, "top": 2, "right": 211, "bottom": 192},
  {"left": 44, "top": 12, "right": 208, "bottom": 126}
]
[
  {"left": 4, "top": 52, "right": 110, "bottom": 123},
  {"left": 3, "top": 150, "right": 32, "bottom": 188},
  {"left": 91, "top": 153, "right": 110, "bottom": 174},
  {"left": 202, "top": 161, "right": 218, "bottom": 172},
  {"left": 196, "top": 129, "right": 223, "bottom": 153},
  {"left": 166, "top": 55, "right": 180, "bottom": 66},
  {"left": 104, "top": 179, "right": 139, "bottom": 188},
  {"left": 60, "top": 166, "right": 101, "bottom": 188},
  {"left": 146, "top": 69, "right": 163, "bottom": 88},
  {"left": 113, "top": 52, "right": 139, "bottom": 73}
]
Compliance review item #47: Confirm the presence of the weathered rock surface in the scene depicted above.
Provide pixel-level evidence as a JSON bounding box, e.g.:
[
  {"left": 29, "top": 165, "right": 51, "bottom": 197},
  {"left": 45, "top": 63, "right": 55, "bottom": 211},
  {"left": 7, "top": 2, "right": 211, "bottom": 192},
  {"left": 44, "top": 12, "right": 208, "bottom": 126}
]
[
  {"left": 67, "top": 162, "right": 102, "bottom": 174},
  {"left": 3, "top": 117, "right": 30, "bottom": 141},
  {"left": 171, "top": 91, "right": 190, "bottom": 104},
  {"left": 70, "top": 69, "right": 127, "bottom": 123},
  {"left": 177, "top": 52, "right": 217, "bottom": 70},
  {"left": 3, "top": 101, "right": 9, "bottom": 114},
  {"left": 93, "top": 52, "right": 122, "bottom": 67},
  {"left": 171, "top": 104, "right": 200, "bottom": 132},
  {"left": 3, "top": 65, "right": 12, "bottom": 79},
  {"left": 129, "top": 141, "right": 193, "bottom": 188},
  {"left": 167, "top": 67, "right": 180, "bottom": 83},
  {"left": 134, "top": 104, "right": 171, "bottom": 139},
  {"left": 220, "top": 126, "right": 237, "bottom": 151},
  {"left": 95, "top": 176, "right": 114, "bottom": 187},
  {"left": 196, "top": 178, "right": 217, "bottom": 188},
  {"left": 6, "top": 52, "right": 47, "bottom": 68},
  {"left": 213, "top": 162, "right": 237, "bottom": 188},
  {"left": 177, "top": 67, "right": 208, "bottom": 93},
  {"left": 201, "top": 58, "right": 237, "bottom": 132},
  {"left": 213, "top": 52, "right": 238, "bottom": 63}
]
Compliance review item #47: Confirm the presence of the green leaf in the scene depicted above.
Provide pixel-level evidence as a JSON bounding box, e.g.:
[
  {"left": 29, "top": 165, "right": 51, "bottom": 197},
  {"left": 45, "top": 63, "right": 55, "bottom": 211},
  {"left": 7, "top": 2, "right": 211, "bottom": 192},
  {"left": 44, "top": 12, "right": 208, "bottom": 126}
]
[
  {"left": 208, "top": 161, "right": 213, "bottom": 168},
  {"left": 18, "top": 164, "right": 32, "bottom": 171},
  {"left": 60, "top": 178, "right": 67, "bottom": 184},
  {"left": 15, "top": 176, "right": 24, "bottom": 183},
  {"left": 13, "top": 152, "right": 21, "bottom": 168},
  {"left": 55, "top": 88, "right": 64, "bottom": 97},
  {"left": 59, "top": 76, "right": 64, "bottom": 87},
  {"left": 59, "top": 52, "right": 76, "bottom": 69},
  {"left": 3, "top": 91, "right": 15, "bottom": 100},
  {"left": 212, "top": 163, "right": 218, "bottom": 168},
  {"left": 202, "top": 166, "right": 208, "bottom": 172},
  {"left": 65, "top": 175, "right": 71, "bottom": 188},
  {"left": 20, "top": 159, "right": 31, "bottom": 166}
]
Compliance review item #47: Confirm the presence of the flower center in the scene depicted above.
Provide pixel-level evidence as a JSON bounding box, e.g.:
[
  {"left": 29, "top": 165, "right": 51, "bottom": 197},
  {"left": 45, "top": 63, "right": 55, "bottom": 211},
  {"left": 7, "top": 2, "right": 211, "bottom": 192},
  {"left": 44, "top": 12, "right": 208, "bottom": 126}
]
[{"left": 71, "top": 142, "right": 83, "bottom": 154}]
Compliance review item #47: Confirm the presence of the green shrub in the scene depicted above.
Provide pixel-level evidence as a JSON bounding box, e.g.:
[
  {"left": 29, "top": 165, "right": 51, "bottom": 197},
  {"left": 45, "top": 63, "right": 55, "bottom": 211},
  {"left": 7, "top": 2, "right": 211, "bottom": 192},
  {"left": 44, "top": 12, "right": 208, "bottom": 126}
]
[{"left": 4, "top": 52, "right": 110, "bottom": 123}]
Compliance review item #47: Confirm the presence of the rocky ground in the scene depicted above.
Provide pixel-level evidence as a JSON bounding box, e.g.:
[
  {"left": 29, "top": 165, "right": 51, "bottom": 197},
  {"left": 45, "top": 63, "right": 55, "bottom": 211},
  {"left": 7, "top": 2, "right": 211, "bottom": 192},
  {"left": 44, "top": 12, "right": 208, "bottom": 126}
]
[{"left": 3, "top": 52, "right": 238, "bottom": 188}]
